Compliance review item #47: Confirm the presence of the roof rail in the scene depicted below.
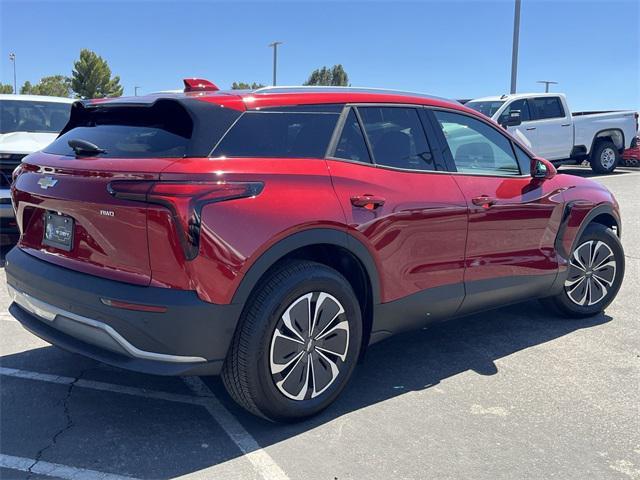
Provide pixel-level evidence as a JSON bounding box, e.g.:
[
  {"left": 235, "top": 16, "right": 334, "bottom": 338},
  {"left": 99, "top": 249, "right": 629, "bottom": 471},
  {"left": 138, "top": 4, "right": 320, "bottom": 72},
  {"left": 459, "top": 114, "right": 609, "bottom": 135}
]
[{"left": 251, "top": 85, "right": 458, "bottom": 104}]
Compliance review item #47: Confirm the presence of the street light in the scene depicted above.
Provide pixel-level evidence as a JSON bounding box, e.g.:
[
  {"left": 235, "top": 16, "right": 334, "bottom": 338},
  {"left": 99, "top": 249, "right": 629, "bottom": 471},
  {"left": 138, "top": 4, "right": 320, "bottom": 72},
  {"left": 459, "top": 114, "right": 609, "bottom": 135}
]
[
  {"left": 510, "top": 0, "right": 521, "bottom": 94},
  {"left": 268, "top": 41, "right": 283, "bottom": 86},
  {"left": 134, "top": 86, "right": 141, "bottom": 96},
  {"left": 8, "top": 53, "right": 16, "bottom": 94},
  {"left": 536, "top": 80, "right": 558, "bottom": 93}
]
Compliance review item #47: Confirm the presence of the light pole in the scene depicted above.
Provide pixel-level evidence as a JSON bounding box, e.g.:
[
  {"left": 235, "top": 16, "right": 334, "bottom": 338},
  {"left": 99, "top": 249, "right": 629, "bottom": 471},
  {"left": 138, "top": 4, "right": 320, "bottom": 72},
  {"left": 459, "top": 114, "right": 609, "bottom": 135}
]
[
  {"left": 268, "top": 41, "right": 283, "bottom": 86},
  {"left": 510, "top": 0, "right": 521, "bottom": 94},
  {"left": 536, "top": 80, "right": 558, "bottom": 93},
  {"left": 134, "top": 86, "right": 141, "bottom": 96},
  {"left": 9, "top": 53, "right": 16, "bottom": 94}
]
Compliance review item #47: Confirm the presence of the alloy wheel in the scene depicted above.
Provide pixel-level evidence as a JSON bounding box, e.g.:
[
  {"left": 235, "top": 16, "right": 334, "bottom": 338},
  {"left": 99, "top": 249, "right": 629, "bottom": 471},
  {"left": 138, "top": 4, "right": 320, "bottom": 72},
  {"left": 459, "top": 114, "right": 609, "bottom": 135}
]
[
  {"left": 564, "top": 240, "right": 616, "bottom": 306},
  {"left": 269, "top": 292, "right": 350, "bottom": 401},
  {"left": 600, "top": 147, "right": 616, "bottom": 169}
]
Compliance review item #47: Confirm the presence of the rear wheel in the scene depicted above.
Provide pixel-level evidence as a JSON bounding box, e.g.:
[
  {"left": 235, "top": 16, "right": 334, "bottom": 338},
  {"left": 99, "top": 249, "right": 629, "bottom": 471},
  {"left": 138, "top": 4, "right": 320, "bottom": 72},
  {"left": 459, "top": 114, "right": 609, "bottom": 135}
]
[
  {"left": 590, "top": 140, "right": 620, "bottom": 174},
  {"left": 222, "top": 261, "right": 362, "bottom": 421},
  {"left": 542, "top": 223, "right": 624, "bottom": 318}
]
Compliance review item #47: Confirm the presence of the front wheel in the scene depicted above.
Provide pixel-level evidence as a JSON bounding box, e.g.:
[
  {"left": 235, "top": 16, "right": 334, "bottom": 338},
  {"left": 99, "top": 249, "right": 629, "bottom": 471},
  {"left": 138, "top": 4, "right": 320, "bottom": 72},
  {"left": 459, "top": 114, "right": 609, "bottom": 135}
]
[
  {"left": 590, "top": 140, "right": 620, "bottom": 174},
  {"left": 542, "top": 223, "right": 625, "bottom": 318},
  {"left": 222, "top": 261, "right": 362, "bottom": 422}
]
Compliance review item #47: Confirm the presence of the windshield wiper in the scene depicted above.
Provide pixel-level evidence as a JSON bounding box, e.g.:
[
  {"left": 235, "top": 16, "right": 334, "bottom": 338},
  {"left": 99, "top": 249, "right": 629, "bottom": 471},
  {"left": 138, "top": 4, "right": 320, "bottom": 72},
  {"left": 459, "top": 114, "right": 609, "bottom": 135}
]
[{"left": 68, "top": 138, "right": 107, "bottom": 156}]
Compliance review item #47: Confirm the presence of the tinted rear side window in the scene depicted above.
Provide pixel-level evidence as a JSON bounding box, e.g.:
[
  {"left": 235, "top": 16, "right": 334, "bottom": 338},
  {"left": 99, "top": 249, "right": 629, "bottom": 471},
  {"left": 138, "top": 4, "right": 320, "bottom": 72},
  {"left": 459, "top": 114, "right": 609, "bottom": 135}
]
[
  {"left": 45, "top": 99, "right": 241, "bottom": 158},
  {"left": 212, "top": 109, "right": 340, "bottom": 158},
  {"left": 529, "top": 97, "right": 565, "bottom": 120},
  {"left": 333, "top": 108, "right": 371, "bottom": 163},
  {"left": 358, "top": 107, "right": 434, "bottom": 171}
]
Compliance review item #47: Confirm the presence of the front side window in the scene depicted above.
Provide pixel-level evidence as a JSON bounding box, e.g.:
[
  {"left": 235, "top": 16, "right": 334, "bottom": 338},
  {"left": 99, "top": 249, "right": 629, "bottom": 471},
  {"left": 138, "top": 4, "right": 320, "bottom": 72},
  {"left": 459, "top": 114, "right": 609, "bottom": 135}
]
[
  {"left": 0, "top": 100, "right": 71, "bottom": 133},
  {"left": 333, "top": 108, "right": 371, "bottom": 163},
  {"left": 358, "top": 107, "right": 434, "bottom": 171},
  {"left": 212, "top": 108, "right": 340, "bottom": 158},
  {"left": 514, "top": 144, "right": 532, "bottom": 175},
  {"left": 498, "top": 99, "right": 531, "bottom": 124},
  {"left": 529, "top": 97, "right": 565, "bottom": 120},
  {"left": 433, "top": 110, "right": 521, "bottom": 176}
]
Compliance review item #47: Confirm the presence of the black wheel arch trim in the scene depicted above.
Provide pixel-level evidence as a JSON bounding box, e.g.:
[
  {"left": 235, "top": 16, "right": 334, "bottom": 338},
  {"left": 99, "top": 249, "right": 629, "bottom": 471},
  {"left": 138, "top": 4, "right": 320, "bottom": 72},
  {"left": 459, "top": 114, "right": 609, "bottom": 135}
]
[
  {"left": 552, "top": 202, "right": 620, "bottom": 291},
  {"left": 231, "top": 228, "right": 382, "bottom": 306},
  {"left": 590, "top": 129, "right": 625, "bottom": 155}
]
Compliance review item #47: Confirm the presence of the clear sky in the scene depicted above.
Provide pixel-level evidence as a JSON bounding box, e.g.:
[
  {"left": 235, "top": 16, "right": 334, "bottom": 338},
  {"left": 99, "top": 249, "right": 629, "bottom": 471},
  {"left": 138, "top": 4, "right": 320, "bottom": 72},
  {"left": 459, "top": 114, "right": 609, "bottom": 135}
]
[{"left": 1, "top": 0, "right": 638, "bottom": 111}]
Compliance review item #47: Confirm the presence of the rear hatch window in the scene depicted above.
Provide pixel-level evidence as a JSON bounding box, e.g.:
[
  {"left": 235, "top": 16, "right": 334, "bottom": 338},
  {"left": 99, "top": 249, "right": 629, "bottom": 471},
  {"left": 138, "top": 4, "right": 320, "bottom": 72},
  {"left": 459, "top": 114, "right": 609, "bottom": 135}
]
[{"left": 45, "top": 98, "right": 242, "bottom": 158}]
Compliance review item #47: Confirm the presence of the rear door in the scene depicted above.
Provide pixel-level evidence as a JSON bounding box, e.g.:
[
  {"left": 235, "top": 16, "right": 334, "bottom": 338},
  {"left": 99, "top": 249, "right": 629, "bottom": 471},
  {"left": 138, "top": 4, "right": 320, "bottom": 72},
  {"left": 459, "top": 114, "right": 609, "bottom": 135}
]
[
  {"left": 327, "top": 105, "right": 468, "bottom": 333},
  {"left": 428, "top": 108, "right": 565, "bottom": 314},
  {"left": 527, "top": 96, "right": 573, "bottom": 160}
]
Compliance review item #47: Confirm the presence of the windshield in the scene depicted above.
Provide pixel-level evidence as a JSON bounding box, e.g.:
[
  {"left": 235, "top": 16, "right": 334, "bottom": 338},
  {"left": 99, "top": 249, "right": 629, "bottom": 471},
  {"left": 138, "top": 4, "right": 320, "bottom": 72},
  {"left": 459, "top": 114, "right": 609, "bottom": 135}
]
[
  {"left": 466, "top": 101, "right": 505, "bottom": 118},
  {"left": 0, "top": 100, "right": 72, "bottom": 134}
]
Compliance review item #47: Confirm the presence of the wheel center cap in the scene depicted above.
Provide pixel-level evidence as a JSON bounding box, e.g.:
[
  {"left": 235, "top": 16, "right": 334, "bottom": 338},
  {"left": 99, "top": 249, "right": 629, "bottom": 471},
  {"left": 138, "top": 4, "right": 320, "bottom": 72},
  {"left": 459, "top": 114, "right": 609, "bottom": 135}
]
[{"left": 306, "top": 339, "right": 314, "bottom": 352}]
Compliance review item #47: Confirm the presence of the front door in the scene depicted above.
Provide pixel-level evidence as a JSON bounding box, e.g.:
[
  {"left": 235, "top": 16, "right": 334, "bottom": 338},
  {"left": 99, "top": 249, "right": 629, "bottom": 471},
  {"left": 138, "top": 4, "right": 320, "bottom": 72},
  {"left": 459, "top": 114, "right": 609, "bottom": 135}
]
[{"left": 429, "top": 108, "right": 566, "bottom": 314}]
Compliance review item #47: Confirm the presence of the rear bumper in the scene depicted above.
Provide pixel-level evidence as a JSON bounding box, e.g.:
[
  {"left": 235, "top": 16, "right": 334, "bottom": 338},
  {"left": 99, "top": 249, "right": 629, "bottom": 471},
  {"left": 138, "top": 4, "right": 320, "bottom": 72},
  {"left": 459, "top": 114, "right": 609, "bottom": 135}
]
[{"left": 5, "top": 247, "right": 242, "bottom": 375}]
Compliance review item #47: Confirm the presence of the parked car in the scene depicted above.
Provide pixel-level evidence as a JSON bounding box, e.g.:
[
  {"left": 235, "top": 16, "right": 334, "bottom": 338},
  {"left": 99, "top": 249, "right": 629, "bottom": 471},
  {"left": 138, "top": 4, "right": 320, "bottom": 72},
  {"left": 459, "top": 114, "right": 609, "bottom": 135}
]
[
  {"left": 622, "top": 136, "right": 640, "bottom": 167},
  {"left": 6, "top": 81, "right": 625, "bottom": 421},
  {"left": 0, "top": 94, "right": 73, "bottom": 245},
  {"left": 466, "top": 93, "right": 638, "bottom": 174}
]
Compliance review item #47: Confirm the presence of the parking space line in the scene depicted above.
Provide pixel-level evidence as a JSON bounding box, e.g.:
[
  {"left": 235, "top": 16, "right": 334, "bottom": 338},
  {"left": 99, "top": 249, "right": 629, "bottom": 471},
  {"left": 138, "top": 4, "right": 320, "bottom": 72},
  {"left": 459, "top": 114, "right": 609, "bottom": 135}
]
[
  {"left": 0, "top": 367, "right": 203, "bottom": 406},
  {"left": 0, "top": 453, "right": 138, "bottom": 480},
  {"left": 1, "top": 367, "right": 290, "bottom": 480},
  {"left": 183, "top": 377, "right": 290, "bottom": 480}
]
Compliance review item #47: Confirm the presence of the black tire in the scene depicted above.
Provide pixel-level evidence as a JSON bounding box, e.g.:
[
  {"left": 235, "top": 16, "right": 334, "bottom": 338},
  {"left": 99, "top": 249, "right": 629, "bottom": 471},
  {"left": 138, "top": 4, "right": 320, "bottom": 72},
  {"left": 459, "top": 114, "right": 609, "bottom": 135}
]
[
  {"left": 590, "top": 140, "right": 620, "bottom": 174},
  {"left": 542, "top": 223, "right": 624, "bottom": 318},
  {"left": 222, "top": 260, "right": 362, "bottom": 422}
]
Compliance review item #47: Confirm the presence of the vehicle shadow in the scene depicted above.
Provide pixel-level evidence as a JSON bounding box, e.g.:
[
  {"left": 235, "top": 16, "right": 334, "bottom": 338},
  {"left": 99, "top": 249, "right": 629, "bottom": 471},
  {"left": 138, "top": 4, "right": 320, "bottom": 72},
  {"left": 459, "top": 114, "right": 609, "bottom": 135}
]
[
  {"left": 558, "top": 166, "right": 635, "bottom": 178},
  {"left": 0, "top": 300, "right": 612, "bottom": 479}
]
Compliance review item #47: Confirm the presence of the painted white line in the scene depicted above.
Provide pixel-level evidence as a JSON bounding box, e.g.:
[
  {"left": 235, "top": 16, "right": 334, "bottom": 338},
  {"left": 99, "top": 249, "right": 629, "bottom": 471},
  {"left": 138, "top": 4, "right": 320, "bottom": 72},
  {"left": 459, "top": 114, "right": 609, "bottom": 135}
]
[
  {"left": 1, "top": 367, "right": 290, "bottom": 480},
  {"left": 0, "top": 453, "right": 138, "bottom": 480},
  {"left": 0, "top": 367, "right": 202, "bottom": 406},
  {"left": 182, "top": 377, "right": 290, "bottom": 480}
]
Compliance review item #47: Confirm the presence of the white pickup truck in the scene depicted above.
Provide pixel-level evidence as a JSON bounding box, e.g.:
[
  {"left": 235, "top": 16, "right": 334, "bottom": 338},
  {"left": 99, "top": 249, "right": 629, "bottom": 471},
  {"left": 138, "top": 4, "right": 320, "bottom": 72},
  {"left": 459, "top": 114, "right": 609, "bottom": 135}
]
[{"left": 466, "top": 93, "right": 638, "bottom": 173}]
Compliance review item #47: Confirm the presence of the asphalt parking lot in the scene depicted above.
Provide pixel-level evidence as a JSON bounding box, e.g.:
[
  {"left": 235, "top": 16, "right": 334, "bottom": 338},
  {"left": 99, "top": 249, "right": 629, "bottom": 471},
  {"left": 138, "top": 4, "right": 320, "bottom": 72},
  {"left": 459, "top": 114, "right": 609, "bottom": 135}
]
[{"left": 0, "top": 166, "right": 639, "bottom": 480}]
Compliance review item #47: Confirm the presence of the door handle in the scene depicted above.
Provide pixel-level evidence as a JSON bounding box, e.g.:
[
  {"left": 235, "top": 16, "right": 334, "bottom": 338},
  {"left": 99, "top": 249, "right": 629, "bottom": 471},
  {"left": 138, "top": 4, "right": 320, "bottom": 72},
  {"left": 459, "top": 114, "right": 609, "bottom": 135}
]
[
  {"left": 525, "top": 127, "right": 537, "bottom": 131},
  {"left": 561, "top": 123, "right": 571, "bottom": 127},
  {"left": 471, "top": 195, "right": 496, "bottom": 208},
  {"left": 350, "top": 194, "right": 386, "bottom": 209}
]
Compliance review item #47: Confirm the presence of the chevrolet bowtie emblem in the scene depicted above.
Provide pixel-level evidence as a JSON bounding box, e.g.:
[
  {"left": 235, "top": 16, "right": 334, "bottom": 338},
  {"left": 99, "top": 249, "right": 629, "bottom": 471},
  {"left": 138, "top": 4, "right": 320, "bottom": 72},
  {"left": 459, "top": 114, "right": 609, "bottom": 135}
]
[{"left": 38, "top": 176, "right": 58, "bottom": 189}]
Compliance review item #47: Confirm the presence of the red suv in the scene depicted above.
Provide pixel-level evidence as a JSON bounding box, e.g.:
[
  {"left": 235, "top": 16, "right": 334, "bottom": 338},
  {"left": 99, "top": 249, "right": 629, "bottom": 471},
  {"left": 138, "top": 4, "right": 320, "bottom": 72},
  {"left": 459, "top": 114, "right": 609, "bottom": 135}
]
[{"left": 6, "top": 80, "right": 625, "bottom": 421}]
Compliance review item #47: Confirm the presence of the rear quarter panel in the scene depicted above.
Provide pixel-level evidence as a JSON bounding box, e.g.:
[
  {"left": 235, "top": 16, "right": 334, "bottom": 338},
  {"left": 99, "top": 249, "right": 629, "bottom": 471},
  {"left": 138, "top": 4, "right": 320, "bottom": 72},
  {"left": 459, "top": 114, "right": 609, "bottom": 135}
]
[
  {"left": 150, "top": 157, "right": 347, "bottom": 304},
  {"left": 573, "top": 112, "right": 637, "bottom": 152}
]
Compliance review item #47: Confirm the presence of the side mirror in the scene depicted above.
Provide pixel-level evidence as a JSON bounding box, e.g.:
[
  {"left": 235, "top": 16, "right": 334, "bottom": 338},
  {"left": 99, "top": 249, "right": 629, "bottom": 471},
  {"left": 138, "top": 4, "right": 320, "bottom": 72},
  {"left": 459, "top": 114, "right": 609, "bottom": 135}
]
[
  {"left": 531, "top": 157, "right": 557, "bottom": 180},
  {"left": 500, "top": 110, "right": 522, "bottom": 128}
]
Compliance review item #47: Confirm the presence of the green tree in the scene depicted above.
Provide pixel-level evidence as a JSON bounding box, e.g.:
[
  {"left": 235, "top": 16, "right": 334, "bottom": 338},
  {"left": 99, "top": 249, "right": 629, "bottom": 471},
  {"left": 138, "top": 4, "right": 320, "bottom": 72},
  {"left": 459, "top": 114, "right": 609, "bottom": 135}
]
[
  {"left": 303, "top": 64, "right": 349, "bottom": 86},
  {"left": 231, "top": 81, "right": 265, "bottom": 90},
  {"left": 71, "top": 49, "right": 123, "bottom": 98},
  {"left": 0, "top": 83, "right": 13, "bottom": 94},
  {"left": 20, "top": 75, "right": 72, "bottom": 97}
]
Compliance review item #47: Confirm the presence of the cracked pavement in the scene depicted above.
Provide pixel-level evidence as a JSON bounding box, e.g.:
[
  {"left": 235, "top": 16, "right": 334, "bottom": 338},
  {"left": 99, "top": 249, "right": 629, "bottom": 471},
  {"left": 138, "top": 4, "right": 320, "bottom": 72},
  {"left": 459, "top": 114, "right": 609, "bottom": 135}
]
[{"left": 1, "top": 166, "right": 639, "bottom": 480}]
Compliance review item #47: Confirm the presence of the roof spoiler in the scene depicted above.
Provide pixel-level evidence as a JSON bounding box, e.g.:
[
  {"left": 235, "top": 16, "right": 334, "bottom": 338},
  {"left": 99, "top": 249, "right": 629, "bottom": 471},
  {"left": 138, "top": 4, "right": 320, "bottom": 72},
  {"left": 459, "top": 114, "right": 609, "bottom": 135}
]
[{"left": 183, "top": 78, "right": 219, "bottom": 92}]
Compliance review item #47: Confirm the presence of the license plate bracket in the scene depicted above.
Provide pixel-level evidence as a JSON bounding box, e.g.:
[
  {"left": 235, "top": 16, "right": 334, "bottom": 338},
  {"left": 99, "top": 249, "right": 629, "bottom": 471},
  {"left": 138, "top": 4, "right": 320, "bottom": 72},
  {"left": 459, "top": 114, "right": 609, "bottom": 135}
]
[{"left": 43, "top": 212, "right": 74, "bottom": 251}]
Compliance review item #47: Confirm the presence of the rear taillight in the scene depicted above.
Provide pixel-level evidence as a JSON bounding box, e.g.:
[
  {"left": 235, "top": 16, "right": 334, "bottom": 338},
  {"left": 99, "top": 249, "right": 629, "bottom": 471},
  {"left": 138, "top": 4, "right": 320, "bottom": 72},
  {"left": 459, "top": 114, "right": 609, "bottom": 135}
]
[{"left": 108, "top": 180, "right": 263, "bottom": 260}]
